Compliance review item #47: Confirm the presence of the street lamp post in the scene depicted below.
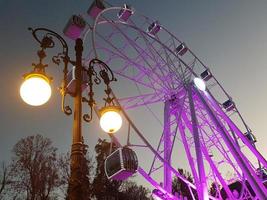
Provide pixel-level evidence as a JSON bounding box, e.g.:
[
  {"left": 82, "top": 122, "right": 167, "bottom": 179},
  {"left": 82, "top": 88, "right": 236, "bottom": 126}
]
[
  {"left": 69, "top": 37, "right": 84, "bottom": 200},
  {"left": 20, "top": 27, "right": 122, "bottom": 200}
]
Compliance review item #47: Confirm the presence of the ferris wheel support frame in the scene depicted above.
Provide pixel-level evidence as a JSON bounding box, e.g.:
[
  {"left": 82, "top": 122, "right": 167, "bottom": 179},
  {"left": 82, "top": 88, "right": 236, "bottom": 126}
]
[
  {"left": 107, "top": 91, "right": 221, "bottom": 200},
  {"left": 196, "top": 88, "right": 267, "bottom": 199},
  {"left": 188, "top": 85, "right": 209, "bottom": 200},
  {"left": 163, "top": 100, "right": 172, "bottom": 193},
  {"left": 179, "top": 98, "right": 237, "bottom": 199}
]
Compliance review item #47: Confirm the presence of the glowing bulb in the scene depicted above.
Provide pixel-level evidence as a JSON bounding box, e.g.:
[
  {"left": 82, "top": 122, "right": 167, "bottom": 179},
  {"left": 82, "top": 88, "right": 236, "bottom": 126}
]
[
  {"left": 194, "top": 77, "right": 206, "bottom": 91},
  {"left": 100, "top": 107, "right": 122, "bottom": 133},
  {"left": 20, "top": 73, "right": 52, "bottom": 106}
]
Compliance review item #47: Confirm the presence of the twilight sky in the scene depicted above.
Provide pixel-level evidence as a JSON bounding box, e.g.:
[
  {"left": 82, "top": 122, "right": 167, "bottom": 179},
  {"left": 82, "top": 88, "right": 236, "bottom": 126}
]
[{"left": 1, "top": 0, "right": 267, "bottom": 188}]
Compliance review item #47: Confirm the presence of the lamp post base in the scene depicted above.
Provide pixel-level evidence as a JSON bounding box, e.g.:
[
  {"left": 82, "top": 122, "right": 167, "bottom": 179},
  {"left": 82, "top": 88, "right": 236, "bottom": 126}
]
[{"left": 68, "top": 142, "right": 89, "bottom": 200}]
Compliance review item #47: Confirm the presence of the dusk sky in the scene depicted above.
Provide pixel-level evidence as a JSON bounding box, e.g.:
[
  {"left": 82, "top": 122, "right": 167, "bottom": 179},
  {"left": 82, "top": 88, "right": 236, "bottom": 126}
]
[{"left": 1, "top": 0, "right": 267, "bottom": 189}]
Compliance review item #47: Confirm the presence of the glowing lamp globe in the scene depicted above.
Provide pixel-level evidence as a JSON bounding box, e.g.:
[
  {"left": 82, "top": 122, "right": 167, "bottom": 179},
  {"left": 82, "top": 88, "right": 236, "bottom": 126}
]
[
  {"left": 193, "top": 77, "right": 206, "bottom": 91},
  {"left": 20, "top": 73, "right": 52, "bottom": 106},
  {"left": 99, "top": 106, "right": 122, "bottom": 134}
]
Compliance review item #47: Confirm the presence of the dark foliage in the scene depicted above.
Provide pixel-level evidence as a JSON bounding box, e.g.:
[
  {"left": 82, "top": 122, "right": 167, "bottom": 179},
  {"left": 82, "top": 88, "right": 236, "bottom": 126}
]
[
  {"left": 172, "top": 168, "right": 198, "bottom": 200},
  {"left": 120, "top": 181, "right": 152, "bottom": 200},
  {"left": 9, "top": 134, "right": 61, "bottom": 200},
  {"left": 0, "top": 162, "right": 11, "bottom": 199}
]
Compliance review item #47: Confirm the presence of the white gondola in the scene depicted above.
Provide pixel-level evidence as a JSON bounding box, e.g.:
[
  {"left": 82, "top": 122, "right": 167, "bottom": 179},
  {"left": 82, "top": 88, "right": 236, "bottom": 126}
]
[
  {"left": 175, "top": 43, "right": 188, "bottom": 56},
  {"left": 105, "top": 147, "right": 138, "bottom": 180},
  {"left": 244, "top": 132, "right": 257, "bottom": 143},
  {"left": 200, "top": 69, "right": 212, "bottom": 81},
  {"left": 222, "top": 99, "right": 235, "bottom": 111},
  {"left": 66, "top": 66, "right": 89, "bottom": 96}
]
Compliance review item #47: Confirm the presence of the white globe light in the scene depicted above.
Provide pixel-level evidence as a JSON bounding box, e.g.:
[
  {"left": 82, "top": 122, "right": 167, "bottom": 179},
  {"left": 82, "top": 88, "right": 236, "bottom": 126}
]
[
  {"left": 193, "top": 77, "right": 206, "bottom": 91},
  {"left": 20, "top": 74, "right": 52, "bottom": 106},
  {"left": 100, "top": 107, "right": 122, "bottom": 133}
]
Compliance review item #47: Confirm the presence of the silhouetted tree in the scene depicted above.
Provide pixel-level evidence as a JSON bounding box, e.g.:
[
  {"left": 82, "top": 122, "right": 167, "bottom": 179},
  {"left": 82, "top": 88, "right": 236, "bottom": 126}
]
[
  {"left": 172, "top": 168, "right": 197, "bottom": 200},
  {"left": 120, "top": 180, "right": 152, "bottom": 200},
  {"left": 57, "top": 153, "right": 70, "bottom": 198},
  {"left": 0, "top": 161, "right": 11, "bottom": 199},
  {"left": 209, "top": 182, "right": 220, "bottom": 198},
  {"left": 79, "top": 143, "right": 93, "bottom": 200},
  {"left": 63, "top": 142, "right": 93, "bottom": 200},
  {"left": 9, "top": 135, "right": 61, "bottom": 200},
  {"left": 5, "top": 135, "right": 155, "bottom": 199}
]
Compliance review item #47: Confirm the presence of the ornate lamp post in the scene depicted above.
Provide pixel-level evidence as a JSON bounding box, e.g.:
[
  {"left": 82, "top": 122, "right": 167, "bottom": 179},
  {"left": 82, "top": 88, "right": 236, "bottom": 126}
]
[{"left": 20, "top": 27, "right": 122, "bottom": 199}]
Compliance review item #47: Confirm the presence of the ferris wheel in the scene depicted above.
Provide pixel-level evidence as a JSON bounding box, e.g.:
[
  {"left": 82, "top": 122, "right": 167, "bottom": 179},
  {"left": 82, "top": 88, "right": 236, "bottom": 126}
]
[{"left": 63, "top": 1, "right": 267, "bottom": 199}]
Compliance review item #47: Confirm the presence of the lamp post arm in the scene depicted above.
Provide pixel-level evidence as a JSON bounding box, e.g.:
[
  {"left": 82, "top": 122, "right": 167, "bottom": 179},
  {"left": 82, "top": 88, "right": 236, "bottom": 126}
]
[
  {"left": 29, "top": 27, "right": 69, "bottom": 55},
  {"left": 28, "top": 27, "right": 78, "bottom": 67},
  {"left": 29, "top": 27, "right": 77, "bottom": 116},
  {"left": 81, "top": 58, "right": 117, "bottom": 122}
]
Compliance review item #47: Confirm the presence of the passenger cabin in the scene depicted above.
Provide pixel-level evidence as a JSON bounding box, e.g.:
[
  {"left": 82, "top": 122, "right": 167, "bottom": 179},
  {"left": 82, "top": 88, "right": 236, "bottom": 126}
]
[
  {"left": 152, "top": 189, "right": 167, "bottom": 200},
  {"left": 66, "top": 66, "right": 89, "bottom": 96},
  {"left": 118, "top": 4, "right": 134, "bottom": 22},
  {"left": 244, "top": 132, "right": 257, "bottom": 143},
  {"left": 63, "top": 15, "right": 86, "bottom": 40},
  {"left": 222, "top": 99, "right": 235, "bottom": 112},
  {"left": 87, "top": 0, "right": 105, "bottom": 19},
  {"left": 200, "top": 69, "right": 212, "bottom": 81},
  {"left": 220, "top": 180, "right": 255, "bottom": 199},
  {"left": 147, "top": 21, "right": 161, "bottom": 36},
  {"left": 175, "top": 43, "right": 188, "bottom": 56},
  {"left": 105, "top": 147, "right": 138, "bottom": 180},
  {"left": 256, "top": 168, "right": 267, "bottom": 186}
]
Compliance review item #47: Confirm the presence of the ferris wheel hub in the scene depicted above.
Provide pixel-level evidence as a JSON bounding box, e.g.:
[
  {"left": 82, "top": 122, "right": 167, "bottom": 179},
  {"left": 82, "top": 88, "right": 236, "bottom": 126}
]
[{"left": 193, "top": 77, "right": 206, "bottom": 91}]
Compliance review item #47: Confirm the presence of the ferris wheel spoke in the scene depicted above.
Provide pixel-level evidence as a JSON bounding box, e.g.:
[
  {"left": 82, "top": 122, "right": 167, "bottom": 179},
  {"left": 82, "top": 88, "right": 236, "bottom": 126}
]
[
  {"left": 98, "top": 49, "right": 159, "bottom": 90},
  {"left": 125, "top": 23, "right": 198, "bottom": 78},
  {"left": 105, "top": 18, "right": 176, "bottom": 91},
  {"left": 121, "top": 32, "right": 182, "bottom": 91},
  {"left": 129, "top": 23, "right": 186, "bottom": 88},
  {"left": 154, "top": 34, "right": 188, "bottom": 84},
  {"left": 131, "top": 26, "right": 183, "bottom": 89},
  {"left": 90, "top": 26, "right": 169, "bottom": 91},
  {"left": 131, "top": 43, "right": 182, "bottom": 90},
  {"left": 117, "top": 92, "right": 164, "bottom": 110},
  {"left": 161, "top": 26, "right": 208, "bottom": 72},
  {"left": 92, "top": 38, "right": 166, "bottom": 91},
  {"left": 100, "top": 49, "right": 158, "bottom": 89}
]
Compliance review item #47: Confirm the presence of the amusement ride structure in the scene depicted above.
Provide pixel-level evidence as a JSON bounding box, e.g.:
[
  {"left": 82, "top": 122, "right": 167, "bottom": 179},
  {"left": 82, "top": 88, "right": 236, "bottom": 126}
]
[
  {"left": 20, "top": 1, "right": 267, "bottom": 200},
  {"left": 70, "top": 1, "right": 267, "bottom": 199}
]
